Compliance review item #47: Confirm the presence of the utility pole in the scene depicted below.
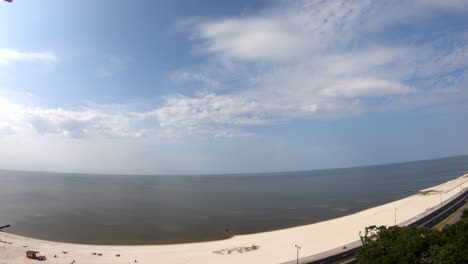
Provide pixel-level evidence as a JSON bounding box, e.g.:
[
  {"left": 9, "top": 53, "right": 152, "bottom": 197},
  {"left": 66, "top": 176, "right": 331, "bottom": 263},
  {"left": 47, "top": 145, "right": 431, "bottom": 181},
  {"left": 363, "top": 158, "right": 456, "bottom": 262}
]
[
  {"left": 295, "top": 244, "right": 301, "bottom": 264},
  {"left": 440, "top": 192, "right": 443, "bottom": 208},
  {"left": 394, "top": 208, "right": 398, "bottom": 226}
]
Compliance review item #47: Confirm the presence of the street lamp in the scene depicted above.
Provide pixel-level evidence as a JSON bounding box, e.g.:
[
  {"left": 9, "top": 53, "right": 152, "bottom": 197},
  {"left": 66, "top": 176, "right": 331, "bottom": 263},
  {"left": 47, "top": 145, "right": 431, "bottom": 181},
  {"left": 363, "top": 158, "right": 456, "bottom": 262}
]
[
  {"left": 295, "top": 244, "right": 301, "bottom": 264},
  {"left": 440, "top": 192, "right": 443, "bottom": 208}
]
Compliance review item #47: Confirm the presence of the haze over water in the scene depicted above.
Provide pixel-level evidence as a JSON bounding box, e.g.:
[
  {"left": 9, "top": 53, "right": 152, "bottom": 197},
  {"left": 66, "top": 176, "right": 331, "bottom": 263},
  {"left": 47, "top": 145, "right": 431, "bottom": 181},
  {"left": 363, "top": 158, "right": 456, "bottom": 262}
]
[{"left": 1, "top": 155, "right": 467, "bottom": 245}]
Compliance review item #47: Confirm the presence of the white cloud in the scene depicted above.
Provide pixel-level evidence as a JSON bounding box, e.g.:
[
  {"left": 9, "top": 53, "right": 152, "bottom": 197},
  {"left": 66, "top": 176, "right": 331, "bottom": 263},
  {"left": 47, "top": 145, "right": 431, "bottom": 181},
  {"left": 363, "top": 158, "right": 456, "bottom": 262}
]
[
  {"left": 0, "top": 49, "right": 57, "bottom": 65},
  {"left": 3, "top": 0, "right": 468, "bottom": 141},
  {"left": 320, "top": 78, "right": 414, "bottom": 98},
  {"left": 193, "top": 17, "right": 303, "bottom": 61},
  {"left": 0, "top": 96, "right": 145, "bottom": 138},
  {"left": 322, "top": 48, "right": 407, "bottom": 76},
  {"left": 168, "top": 0, "right": 468, "bottom": 130},
  {"left": 27, "top": 108, "right": 111, "bottom": 138},
  {"left": 149, "top": 94, "right": 268, "bottom": 127},
  {"left": 0, "top": 94, "right": 261, "bottom": 139}
]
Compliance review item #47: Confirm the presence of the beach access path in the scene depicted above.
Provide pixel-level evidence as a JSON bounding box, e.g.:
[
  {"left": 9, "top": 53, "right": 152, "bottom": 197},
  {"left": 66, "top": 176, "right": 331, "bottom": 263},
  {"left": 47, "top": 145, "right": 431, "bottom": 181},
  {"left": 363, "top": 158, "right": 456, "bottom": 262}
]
[{"left": 1, "top": 174, "right": 467, "bottom": 264}]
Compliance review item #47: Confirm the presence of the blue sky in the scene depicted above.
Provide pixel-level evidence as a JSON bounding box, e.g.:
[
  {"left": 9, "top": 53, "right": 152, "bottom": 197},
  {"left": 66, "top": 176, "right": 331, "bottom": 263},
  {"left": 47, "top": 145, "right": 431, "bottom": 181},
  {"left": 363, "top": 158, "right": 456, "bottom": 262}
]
[{"left": 0, "top": 0, "right": 467, "bottom": 174}]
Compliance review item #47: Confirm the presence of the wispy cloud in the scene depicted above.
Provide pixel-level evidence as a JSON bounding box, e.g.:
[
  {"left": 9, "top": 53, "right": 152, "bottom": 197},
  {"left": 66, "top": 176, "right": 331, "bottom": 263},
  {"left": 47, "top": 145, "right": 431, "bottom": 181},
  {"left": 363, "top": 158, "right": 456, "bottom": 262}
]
[
  {"left": 164, "top": 0, "right": 468, "bottom": 134},
  {"left": 2, "top": 0, "right": 467, "bottom": 141},
  {"left": 0, "top": 95, "right": 258, "bottom": 139},
  {"left": 0, "top": 49, "right": 57, "bottom": 65},
  {"left": 148, "top": 93, "right": 268, "bottom": 127},
  {"left": 192, "top": 17, "right": 304, "bottom": 61},
  {"left": 0, "top": 96, "right": 145, "bottom": 138},
  {"left": 320, "top": 79, "right": 414, "bottom": 98}
]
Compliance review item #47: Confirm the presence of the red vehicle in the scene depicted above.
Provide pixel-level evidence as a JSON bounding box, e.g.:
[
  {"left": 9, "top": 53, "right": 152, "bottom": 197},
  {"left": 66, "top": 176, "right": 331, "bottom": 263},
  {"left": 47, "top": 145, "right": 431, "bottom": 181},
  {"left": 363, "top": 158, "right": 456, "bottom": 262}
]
[{"left": 26, "top": 251, "right": 47, "bottom": 261}]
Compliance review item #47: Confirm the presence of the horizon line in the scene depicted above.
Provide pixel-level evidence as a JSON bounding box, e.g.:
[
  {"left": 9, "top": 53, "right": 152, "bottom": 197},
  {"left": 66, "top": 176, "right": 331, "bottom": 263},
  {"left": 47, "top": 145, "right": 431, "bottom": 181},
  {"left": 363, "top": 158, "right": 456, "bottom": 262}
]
[{"left": 1, "top": 154, "right": 467, "bottom": 177}]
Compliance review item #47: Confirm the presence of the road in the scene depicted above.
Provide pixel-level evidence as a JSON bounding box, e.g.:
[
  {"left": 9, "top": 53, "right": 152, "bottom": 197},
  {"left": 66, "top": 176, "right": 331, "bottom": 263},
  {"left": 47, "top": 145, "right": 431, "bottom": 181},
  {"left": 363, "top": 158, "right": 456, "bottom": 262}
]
[{"left": 302, "top": 189, "right": 468, "bottom": 264}]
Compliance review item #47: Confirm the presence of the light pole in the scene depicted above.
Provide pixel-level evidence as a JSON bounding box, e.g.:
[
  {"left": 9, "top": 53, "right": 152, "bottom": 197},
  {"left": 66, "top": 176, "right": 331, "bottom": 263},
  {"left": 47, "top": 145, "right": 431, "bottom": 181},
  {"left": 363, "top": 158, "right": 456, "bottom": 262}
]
[
  {"left": 440, "top": 192, "right": 443, "bottom": 208},
  {"left": 295, "top": 244, "right": 301, "bottom": 264},
  {"left": 394, "top": 208, "right": 398, "bottom": 226}
]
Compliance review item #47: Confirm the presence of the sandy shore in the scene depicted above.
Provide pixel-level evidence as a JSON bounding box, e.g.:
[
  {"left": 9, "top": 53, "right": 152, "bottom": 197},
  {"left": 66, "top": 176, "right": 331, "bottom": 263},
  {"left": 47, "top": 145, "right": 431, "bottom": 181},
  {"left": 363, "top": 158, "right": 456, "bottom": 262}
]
[{"left": 1, "top": 174, "right": 467, "bottom": 264}]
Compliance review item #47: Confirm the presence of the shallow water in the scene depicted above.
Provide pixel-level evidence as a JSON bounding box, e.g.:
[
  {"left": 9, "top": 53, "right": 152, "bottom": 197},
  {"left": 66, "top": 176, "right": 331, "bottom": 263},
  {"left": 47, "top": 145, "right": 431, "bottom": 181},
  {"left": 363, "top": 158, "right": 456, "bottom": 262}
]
[{"left": 0, "top": 155, "right": 467, "bottom": 244}]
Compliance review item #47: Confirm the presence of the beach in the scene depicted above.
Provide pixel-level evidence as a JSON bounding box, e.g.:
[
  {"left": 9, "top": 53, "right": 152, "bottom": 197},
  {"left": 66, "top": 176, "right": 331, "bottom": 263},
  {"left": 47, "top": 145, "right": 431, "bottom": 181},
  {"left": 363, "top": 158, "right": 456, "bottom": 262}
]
[{"left": 1, "top": 174, "right": 467, "bottom": 264}]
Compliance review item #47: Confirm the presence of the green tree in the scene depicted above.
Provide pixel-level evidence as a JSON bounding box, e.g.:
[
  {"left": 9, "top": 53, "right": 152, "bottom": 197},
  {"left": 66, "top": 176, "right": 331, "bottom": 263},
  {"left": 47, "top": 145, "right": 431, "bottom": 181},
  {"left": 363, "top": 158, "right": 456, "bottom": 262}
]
[{"left": 357, "top": 216, "right": 468, "bottom": 264}]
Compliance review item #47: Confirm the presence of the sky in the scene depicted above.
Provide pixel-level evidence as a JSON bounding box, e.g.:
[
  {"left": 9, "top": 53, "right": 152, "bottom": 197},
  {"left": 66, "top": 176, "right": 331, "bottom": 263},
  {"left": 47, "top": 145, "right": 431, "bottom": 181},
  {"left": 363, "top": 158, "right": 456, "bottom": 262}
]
[{"left": 0, "top": 0, "right": 467, "bottom": 175}]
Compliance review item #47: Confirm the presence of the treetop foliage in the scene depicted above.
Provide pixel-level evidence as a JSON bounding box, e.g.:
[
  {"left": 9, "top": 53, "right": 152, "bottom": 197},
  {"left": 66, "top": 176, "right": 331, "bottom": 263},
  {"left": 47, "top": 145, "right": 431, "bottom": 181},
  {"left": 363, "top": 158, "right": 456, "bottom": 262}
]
[{"left": 357, "top": 213, "right": 468, "bottom": 264}]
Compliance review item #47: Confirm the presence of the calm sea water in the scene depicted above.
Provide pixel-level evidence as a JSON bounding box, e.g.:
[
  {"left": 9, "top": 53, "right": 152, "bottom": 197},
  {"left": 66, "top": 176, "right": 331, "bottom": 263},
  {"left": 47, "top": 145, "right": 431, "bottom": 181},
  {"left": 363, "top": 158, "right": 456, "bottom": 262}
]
[{"left": 0, "top": 156, "right": 467, "bottom": 245}]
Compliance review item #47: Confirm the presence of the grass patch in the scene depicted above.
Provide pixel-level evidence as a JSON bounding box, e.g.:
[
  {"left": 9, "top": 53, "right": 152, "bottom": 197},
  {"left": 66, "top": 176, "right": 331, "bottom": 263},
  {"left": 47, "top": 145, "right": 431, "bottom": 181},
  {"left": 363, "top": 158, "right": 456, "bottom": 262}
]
[{"left": 462, "top": 209, "right": 468, "bottom": 219}]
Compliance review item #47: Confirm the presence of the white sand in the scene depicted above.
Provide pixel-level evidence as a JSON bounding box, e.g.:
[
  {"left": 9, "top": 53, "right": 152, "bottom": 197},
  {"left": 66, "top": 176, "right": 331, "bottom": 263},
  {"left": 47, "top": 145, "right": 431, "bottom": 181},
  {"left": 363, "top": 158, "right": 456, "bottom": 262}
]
[{"left": 1, "top": 174, "right": 467, "bottom": 264}]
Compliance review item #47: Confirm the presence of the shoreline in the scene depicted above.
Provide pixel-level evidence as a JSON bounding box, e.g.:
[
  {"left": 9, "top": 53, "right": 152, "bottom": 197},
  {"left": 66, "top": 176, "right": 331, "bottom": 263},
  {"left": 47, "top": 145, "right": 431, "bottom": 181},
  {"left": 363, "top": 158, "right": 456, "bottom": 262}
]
[{"left": 1, "top": 174, "right": 467, "bottom": 264}]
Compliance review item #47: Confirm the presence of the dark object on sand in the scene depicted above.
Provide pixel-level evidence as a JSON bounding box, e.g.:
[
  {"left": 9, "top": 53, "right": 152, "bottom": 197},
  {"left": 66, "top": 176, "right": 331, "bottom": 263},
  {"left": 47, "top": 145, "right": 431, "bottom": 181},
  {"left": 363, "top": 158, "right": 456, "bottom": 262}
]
[
  {"left": 225, "top": 228, "right": 234, "bottom": 236},
  {"left": 26, "top": 251, "right": 39, "bottom": 259},
  {"left": 63, "top": 251, "right": 68, "bottom": 254},
  {"left": 26, "top": 251, "right": 47, "bottom": 261},
  {"left": 0, "top": 225, "right": 11, "bottom": 231},
  {"left": 116, "top": 254, "right": 120, "bottom": 257}
]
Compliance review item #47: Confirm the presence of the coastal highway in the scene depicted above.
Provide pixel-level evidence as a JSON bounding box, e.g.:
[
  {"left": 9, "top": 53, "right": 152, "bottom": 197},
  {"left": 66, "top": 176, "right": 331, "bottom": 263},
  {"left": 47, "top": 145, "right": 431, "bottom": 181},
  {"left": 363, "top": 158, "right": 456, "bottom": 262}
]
[{"left": 286, "top": 189, "right": 468, "bottom": 264}]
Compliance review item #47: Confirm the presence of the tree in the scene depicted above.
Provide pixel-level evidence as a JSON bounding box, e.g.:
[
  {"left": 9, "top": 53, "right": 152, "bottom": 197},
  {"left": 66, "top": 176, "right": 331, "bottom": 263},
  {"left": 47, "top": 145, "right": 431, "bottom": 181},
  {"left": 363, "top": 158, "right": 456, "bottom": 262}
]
[{"left": 357, "top": 215, "right": 468, "bottom": 264}]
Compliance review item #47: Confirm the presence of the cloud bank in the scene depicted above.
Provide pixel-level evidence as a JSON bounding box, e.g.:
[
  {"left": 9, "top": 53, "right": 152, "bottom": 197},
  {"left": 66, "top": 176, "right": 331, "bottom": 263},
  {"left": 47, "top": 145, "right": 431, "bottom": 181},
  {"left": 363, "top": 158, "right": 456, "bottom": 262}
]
[{"left": 1, "top": 0, "right": 468, "bottom": 140}]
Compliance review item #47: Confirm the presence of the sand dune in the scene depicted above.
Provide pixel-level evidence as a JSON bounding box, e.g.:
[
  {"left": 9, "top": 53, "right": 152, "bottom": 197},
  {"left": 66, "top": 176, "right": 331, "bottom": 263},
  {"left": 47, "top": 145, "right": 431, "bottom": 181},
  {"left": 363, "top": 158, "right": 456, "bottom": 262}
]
[{"left": 1, "top": 174, "right": 467, "bottom": 264}]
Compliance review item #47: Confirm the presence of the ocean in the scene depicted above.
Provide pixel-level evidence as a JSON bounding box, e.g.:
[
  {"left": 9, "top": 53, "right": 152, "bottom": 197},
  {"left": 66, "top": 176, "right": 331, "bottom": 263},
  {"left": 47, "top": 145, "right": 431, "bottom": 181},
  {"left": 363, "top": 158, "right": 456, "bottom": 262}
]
[{"left": 0, "top": 155, "right": 467, "bottom": 245}]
